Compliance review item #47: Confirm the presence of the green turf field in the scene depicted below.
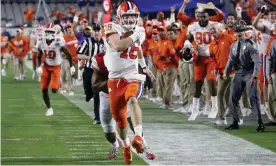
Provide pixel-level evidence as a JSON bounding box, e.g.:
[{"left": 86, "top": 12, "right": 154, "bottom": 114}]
[
  {"left": 1, "top": 67, "right": 147, "bottom": 165},
  {"left": 2, "top": 64, "right": 276, "bottom": 165}
]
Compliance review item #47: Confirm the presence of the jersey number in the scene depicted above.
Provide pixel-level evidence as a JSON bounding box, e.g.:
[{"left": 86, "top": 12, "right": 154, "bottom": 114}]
[
  {"left": 195, "top": 32, "right": 211, "bottom": 45},
  {"left": 44, "top": 50, "right": 56, "bottom": 60},
  {"left": 120, "top": 46, "right": 139, "bottom": 59}
]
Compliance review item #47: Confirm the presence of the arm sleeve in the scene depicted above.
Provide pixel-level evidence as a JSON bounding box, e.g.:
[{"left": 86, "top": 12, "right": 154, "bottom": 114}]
[
  {"left": 250, "top": 43, "right": 261, "bottom": 77},
  {"left": 224, "top": 43, "right": 235, "bottom": 74},
  {"left": 177, "top": 13, "right": 191, "bottom": 26},
  {"left": 209, "top": 12, "right": 225, "bottom": 22}
]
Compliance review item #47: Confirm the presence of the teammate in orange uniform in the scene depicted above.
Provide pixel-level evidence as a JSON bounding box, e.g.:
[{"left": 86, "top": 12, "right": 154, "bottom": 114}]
[
  {"left": 158, "top": 25, "right": 178, "bottom": 109},
  {"left": 30, "top": 24, "right": 44, "bottom": 80},
  {"left": 9, "top": 28, "right": 29, "bottom": 80},
  {"left": 1, "top": 36, "right": 10, "bottom": 76},
  {"left": 177, "top": 0, "right": 225, "bottom": 26},
  {"left": 64, "top": 23, "right": 79, "bottom": 88},
  {"left": 103, "top": 1, "right": 154, "bottom": 164},
  {"left": 209, "top": 23, "right": 236, "bottom": 125},
  {"left": 184, "top": 10, "right": 218, "bottom": 121},
  {"left": 35, "top": 23, "right": 75, "bottom": 116}
]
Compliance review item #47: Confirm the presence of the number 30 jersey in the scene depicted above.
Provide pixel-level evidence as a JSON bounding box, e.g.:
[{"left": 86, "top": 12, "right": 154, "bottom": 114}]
[
  {"left": 103, "top": 22, "right": 145, "bottom": 79},
  {"left": 36, "top": 36, "right": 65, "bottom": 66},
  {"left": 187, "top": 21, "right": 214, "bottom": 57}
]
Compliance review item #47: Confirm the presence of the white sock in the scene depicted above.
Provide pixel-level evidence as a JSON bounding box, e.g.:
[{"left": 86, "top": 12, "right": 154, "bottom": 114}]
[
  {"left": 265, "top": 102, "right": 268, "bottom": 107},
  {"left": 211, "top": 96, "right": 217, "bottom": 108},
  {"left": 112, "top": 140, "right": 119, "bottom": 148},
  {"left": 192, "top": 97, "right": 200, "bottom": 109},
  {"left": 122, "top": 137, "right": 130, "bottom": 147},
  {"left": 134, "top": 124, "right": 142, "bottom": 137}
]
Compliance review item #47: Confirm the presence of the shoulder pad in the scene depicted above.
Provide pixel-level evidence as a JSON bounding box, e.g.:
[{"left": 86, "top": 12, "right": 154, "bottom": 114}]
[
  {"left": 245, "top": 38, "right": 254, "bottom": 45},
  {"left": 104, "top": 22, "right": 118, "bottom": 37}
]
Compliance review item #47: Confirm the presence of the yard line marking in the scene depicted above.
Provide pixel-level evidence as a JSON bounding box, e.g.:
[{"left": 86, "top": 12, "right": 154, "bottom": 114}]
[
  {"left": 70, "top": 148, "right": 110, "bottom": 151},
  {"left": 60, "top": 130, "right": 95, "bottom": 132},
  {"left": 72, "top": 152, "right": 108, "bottom": 155},
  {"left": 59, "top": 135, "right": 102, "bottom": 138}
]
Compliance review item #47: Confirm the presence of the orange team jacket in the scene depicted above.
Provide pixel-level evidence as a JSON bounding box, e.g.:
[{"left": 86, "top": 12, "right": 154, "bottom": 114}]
[
  {"left": 209, "top": 32, "right": 236, "bottom": 74},
  {"left": 142, "top": 37, "right": 153, "bottom": 57},
  {"left": 224, "top": 28, "right": 237, "bottom": 39},
  {"left": 64, "top": 35, "right": 78, "bottom": 63},
  {"left": 1, "top": 36, "right": 10, "bottom": 54},
  {"left": 9, "top": 36, "right": 29, "bottom": 58},
  {"left": 157, "top": 39, "right": 178, "bottom": 69},
  {"left": 175, "top": 27, "right": 188, "bottom": 53},
  {"left": 148, "top": 40, "right": 163, "bottom": 72},
  {"left": 24, "top": 8, "right": 35, "bottom": 21},
  {"left": 177, "top": 12, "right": 225, "bottom": 26}
]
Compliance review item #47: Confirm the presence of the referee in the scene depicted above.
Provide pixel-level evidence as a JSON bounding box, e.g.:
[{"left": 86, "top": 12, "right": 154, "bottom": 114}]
[{"left": 77, "top": 24, "right": 104, "bottom": 124}]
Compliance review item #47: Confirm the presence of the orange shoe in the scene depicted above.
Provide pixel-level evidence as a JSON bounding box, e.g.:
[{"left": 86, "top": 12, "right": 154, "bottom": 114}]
[
  {"left": 123, "top": 146, "right": 132, "bottom": 165},
  {"left": 131, "top": 135, "right": 144, "bottom": 154}
]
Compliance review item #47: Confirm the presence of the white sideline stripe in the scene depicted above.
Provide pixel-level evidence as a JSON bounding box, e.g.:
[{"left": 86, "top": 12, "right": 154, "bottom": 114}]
[
  {"left": 65, "top": 141, "right": 97, "bottom": 144},
  {"left": 2, "top": 125, "right": 53, "bottom": 127},
  {"left": 68, "top": 144, "right": 106, "bottom": 147},
  {"left": 79, "top": 160, "right": 114, "bottom": 163},
  {"left": 72, "top": 152, "right": 108, "bottom": 155},
  {"left": 2, "top": 138, "right": 42, "bottom": 141},
  {"left": 70, "top": 148, "right": 109, "bottom": 151},
  {"left": 61, "top": 130, "right": 95, "bottom": 132},
  {"left": 59, "top": 135, "right": 101, "bottom": 138}
]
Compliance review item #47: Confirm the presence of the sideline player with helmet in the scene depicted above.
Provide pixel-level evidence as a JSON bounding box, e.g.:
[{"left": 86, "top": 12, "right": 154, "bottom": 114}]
[
  {"left": 35, "top": 23, "right": 75, "bottom": 116},
  {"left": 103, "top": 1, "right": 154, "bottom": 164}
]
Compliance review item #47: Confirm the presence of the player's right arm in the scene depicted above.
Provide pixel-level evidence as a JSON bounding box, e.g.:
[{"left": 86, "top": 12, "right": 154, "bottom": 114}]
[{"left": 104, "top": 22, "right": 142, "bottom": 52}]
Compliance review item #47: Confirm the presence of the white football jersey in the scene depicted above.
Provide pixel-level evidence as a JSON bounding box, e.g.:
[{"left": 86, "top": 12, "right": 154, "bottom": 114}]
[
  {"left": 103, "top": 22, "right": 145, "bottom": 80},
  {"left": 187, "top": 21, "right": 214, "bottom": 56},
  {"left": 36, "top": 36, "right": 65, "bottom": 66}
]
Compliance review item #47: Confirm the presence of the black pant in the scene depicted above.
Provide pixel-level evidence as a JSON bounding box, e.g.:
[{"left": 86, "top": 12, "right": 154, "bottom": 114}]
[{"left": 83, "top": 68, "right": 100, "bottom": 121}]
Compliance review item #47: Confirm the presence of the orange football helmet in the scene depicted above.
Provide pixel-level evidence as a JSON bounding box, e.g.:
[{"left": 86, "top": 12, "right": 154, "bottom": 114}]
[
  {"left": 44, "top": 23, "right": 57, "bottom": 43},
  {"left": 117, "top": 1, "right": 140, "bottom": 30}
]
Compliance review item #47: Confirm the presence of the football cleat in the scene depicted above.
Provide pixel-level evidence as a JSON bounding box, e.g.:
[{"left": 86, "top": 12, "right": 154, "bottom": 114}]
[
  {"left": 131, "top": 135, "right": 144, "bottom": 154},
  {"left": 123, "top": 146, "right": 132, "bottom": 165},
  {"left": 208, "top": 105, "right": 218, "bottom": 119},
  {"left": 46, "top": 108, "right": 54, "bottom": 116},
  {"left": 188, "top": 107, "right": 200, "bottom": 121},
  {"left": 202, "top": 104, "right": 211, "bottom": 116},
  {"left": 144, "top": 146, "right": 155, "bottom": 160},
  {"left": 107, "top": 145, "right": 119, "bottom": 160}
]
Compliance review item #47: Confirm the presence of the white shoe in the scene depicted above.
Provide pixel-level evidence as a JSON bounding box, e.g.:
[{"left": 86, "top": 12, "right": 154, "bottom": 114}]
[
  {"left": 202, "top": 104, "right": 211, "bottom": 116},
  {"left": 14, "top": 77, "right": 19, "bottom": 80},
  {"left": 45, "top": 108, "right": 54, "bottom": 116},
  {"left": 173, "top": 107, "right": 184, "bottom": 112},
  {"left": 241, "top": 108, "right": 251, "bottom": 117},
  {"left": 208, "top": 105, "right": 218, "bottom": 119},
  {"left": 238, "top": 118, "right": 244, "bottom": 125},
  {"left": 1, "top": 69, "right": 6, "bottom": 76},
  {"left": 183, "top": 104, "right": 193, "bottom": 113},
  {"left": 214, "top": 118, "right": 227, "bottom": 125},
  {"left": 59, "top": 90, "right": 66, "bottom": 94},
  {"left": 260, "top": 105, "right": 266, "bottom": 115},
  {"left": 149, "top": 97, "right": 156, "bottom": 102},
  {"left": 188, "top": 108, "right": 200, "bottom": 121},
  {"left": 19, "top": 74, "right": 25, "bottom": 80},
  {"left": 68, "top": 91, "right": 74, "bottom": 96},
  {"left": 143, "top": 95, "right": 149, "bottom": 99},
  {"left": 155, "top": 97, "right": 162, "bottom": 102}
]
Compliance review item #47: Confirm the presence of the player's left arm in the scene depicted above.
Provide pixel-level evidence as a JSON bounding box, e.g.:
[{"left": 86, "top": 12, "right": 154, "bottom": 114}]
[{"left": 61, "top": 46, "right": 73, "bottom": 67}]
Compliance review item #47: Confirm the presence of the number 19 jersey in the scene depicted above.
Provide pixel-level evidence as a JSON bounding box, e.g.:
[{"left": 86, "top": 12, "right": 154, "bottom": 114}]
[
  {"left": 187, "top": 21, "right": 214, "bottom": 57},
  {"left": 36, "top": 37, "right": 65, "bottom": 66}
]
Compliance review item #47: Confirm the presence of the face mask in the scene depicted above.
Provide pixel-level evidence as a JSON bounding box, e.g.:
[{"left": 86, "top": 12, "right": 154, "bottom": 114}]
[{"left": 199, "top": 19, "right": 208, "bottom": 27}]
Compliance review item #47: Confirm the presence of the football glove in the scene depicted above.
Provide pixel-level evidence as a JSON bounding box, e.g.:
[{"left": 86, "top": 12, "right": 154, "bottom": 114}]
[
  {"left": 36, "top": 66, "right": 43, "bottom": 76},
  {"left": 70, "top": 66, "right": 75, "bottom": 75}
]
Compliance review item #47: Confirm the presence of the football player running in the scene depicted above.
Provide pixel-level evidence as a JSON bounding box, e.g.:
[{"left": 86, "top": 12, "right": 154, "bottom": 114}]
[
  {"left": 35, "top": 23, "right": 75, "bottom": 116},
  {"left": 183, "top": 9, "right": 218, "bottom": 121},
  {"left": 103, "top": 1, "right": 154, "bottom": 164}
]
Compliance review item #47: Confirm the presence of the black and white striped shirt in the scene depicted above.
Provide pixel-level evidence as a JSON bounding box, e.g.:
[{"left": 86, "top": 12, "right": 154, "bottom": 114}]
[{"left": 77, "top": 37, "right": 105, "bottom": 69}]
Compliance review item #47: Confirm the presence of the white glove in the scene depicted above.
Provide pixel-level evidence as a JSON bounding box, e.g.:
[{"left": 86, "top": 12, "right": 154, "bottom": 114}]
[
  {"left": 130, "top": 27, "right": 145, "bottom": 43},
  {"left": 36, "top": 66, "right": 43, "bottom": 76},
  {"left": 236, "top": 4, "right": 242, "bottom": 18},
  {"left": 184, "top": 40, "right": 192, "bottom": 49},
  {"left": 70, "top": 66, "right": 75, "bottom": 75}
]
